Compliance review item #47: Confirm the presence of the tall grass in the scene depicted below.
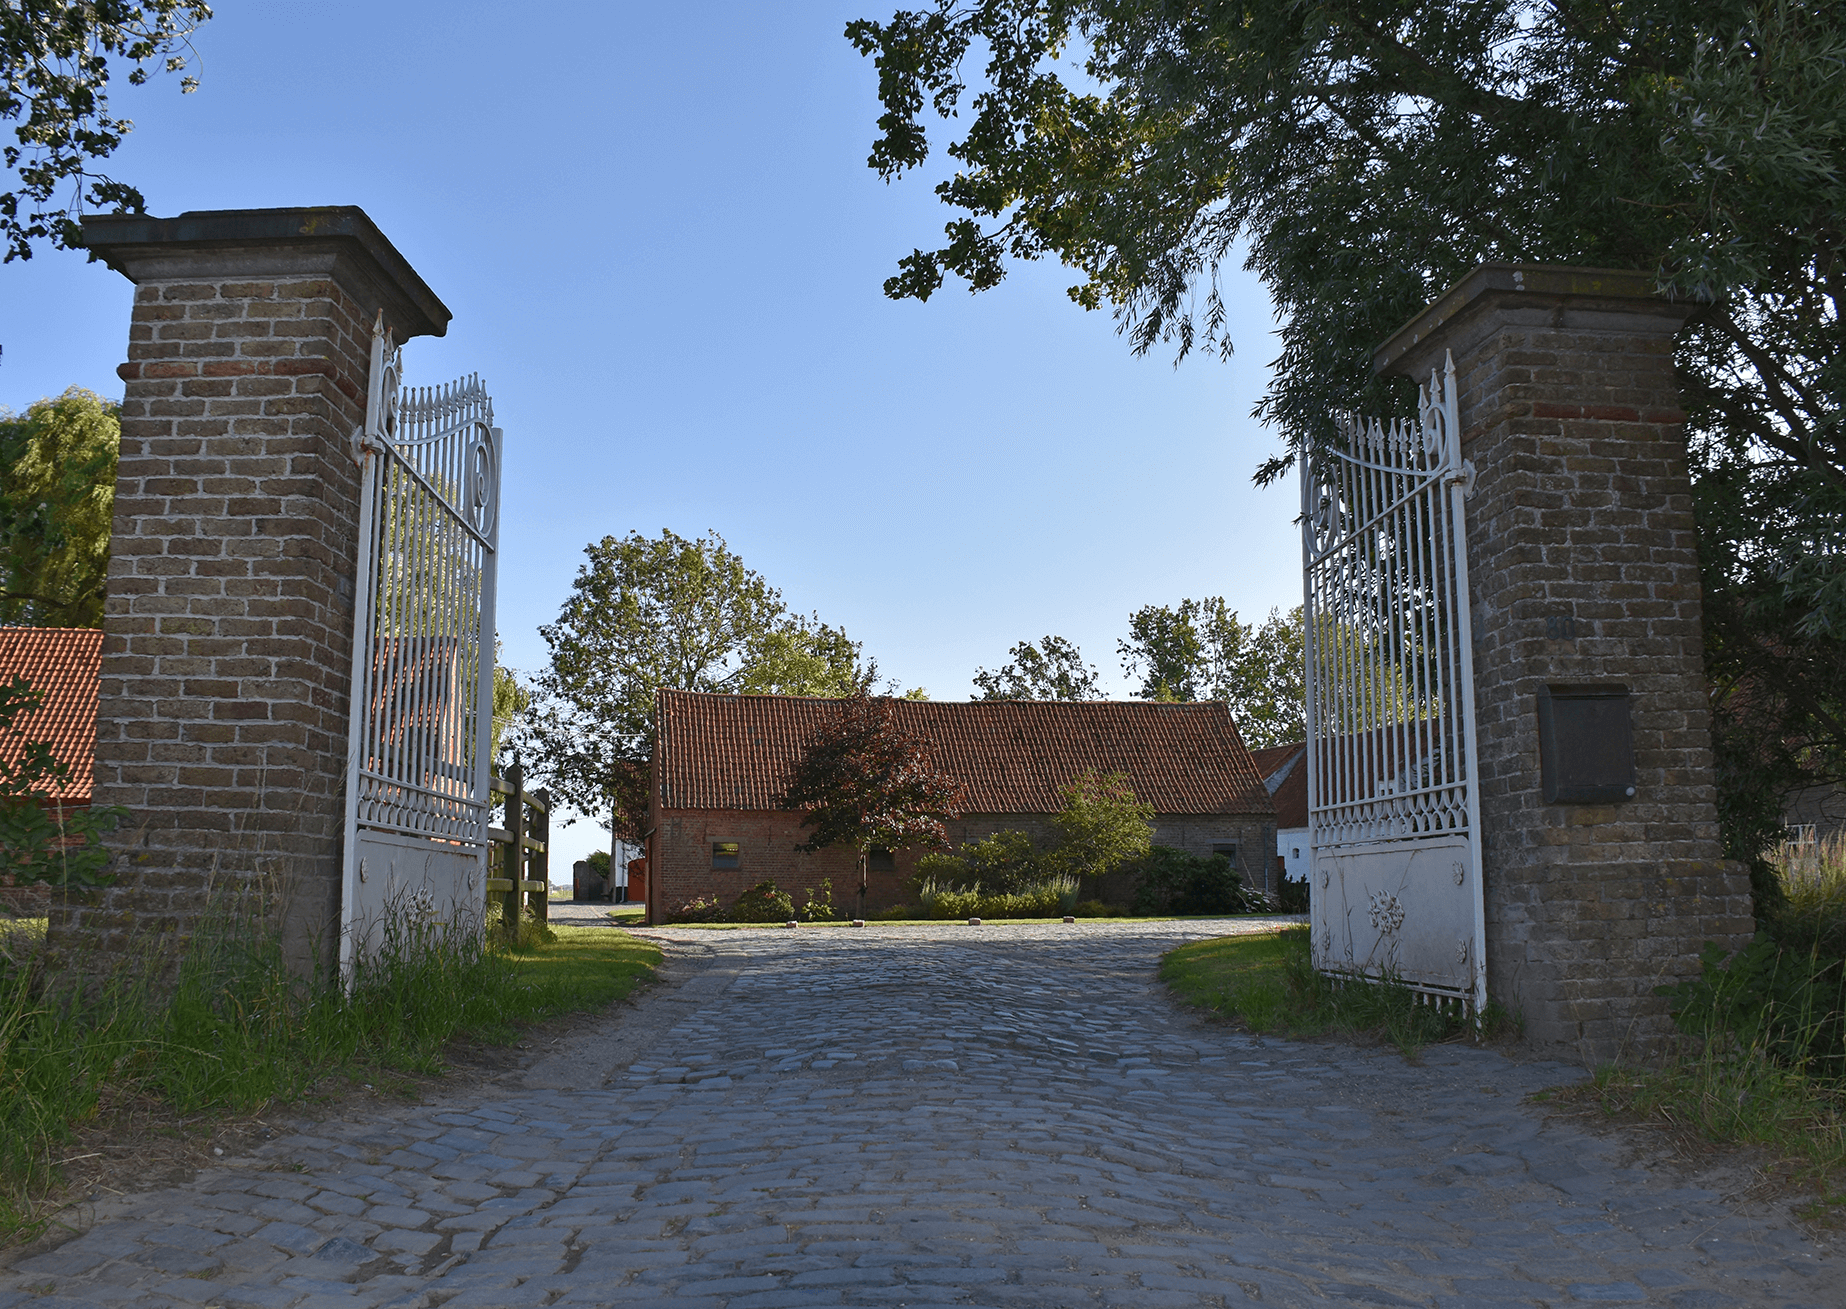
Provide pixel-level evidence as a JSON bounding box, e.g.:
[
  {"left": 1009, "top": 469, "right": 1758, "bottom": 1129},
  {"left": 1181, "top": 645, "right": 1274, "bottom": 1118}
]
[
  {"left": 0, "top": 897, "right": 657, "bottom": 1242},
  {"left": 915, "top": 874, "right": 1080, "bottom": 920},
  {"left": 1575, "top": 837, "right": 1846, "bottom": 1211}
]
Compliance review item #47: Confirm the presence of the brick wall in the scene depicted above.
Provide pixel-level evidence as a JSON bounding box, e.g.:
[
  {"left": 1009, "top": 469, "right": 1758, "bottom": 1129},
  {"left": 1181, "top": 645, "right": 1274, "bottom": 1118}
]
[
  {"left": 651, "top": 808, "right": 1274, "bottom": 919},
  {"left": 1377, "top": 266, "right": 1754, "bottom": 1060},
  {"left": 65, "top": 209, "right": 448, "bottom": 976}
]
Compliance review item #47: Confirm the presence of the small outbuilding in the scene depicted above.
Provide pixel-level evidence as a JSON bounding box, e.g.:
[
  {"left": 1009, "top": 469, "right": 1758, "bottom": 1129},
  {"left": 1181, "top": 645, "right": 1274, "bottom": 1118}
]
[
  {"left": 1251, "top": 741, "right": 1308, "bottom": 885},
  {"left": 645, "top": 689, "right": 1277, "bottom": 921}
]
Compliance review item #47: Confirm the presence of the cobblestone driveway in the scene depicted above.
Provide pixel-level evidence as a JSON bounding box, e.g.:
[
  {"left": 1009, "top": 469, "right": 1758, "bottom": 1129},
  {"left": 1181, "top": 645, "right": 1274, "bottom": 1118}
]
[{"left": 1, "top": 918, "right": 1835, "bottom": 1309}]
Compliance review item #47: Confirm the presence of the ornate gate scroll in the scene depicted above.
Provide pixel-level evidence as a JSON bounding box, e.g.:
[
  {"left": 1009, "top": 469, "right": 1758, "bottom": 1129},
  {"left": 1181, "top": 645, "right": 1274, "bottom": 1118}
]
[
  {"left": 1301, "top": 352, "right": 1486, "bottom": 1012},
  {"left": 339, "top": 315, "right": 502, "bottom": 976}
]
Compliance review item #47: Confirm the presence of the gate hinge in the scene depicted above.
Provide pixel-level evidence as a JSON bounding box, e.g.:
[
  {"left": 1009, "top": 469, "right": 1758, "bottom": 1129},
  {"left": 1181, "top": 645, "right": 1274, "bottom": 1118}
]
[{"left": 1445, "top": 458, "right": 1477, "bottom": 500}]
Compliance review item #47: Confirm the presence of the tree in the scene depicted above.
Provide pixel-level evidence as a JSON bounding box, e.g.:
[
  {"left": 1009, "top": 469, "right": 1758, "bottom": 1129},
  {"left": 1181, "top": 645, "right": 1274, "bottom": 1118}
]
[
  {"left": 1, "top": 676, "right": 122, "bottom": 891},
  {"left": 972, "top": 634, "right": 1100, "bottom": 700},
  {"left": 1049, "top": 768, "right": 1152, "bottom": 883},
  {"left": 524, "top": 529, "right": 872, "bottom": 835},
  {"left": 849, "top": 0, "right": 1846, "bottom": 851},
  {"left": 1119, "top": 600, "right": 1305, "bottom": 747},
  {"left": 780, "top": 692, "right": 966, "bottom": 916},
  {"left": 0, "top": 387, "right": 117, "bottom": 627},
  {"left": 3, "top": 1, "right": 210, "bottom": 261},
  {"left": 490, "top": 660, "right": 528, "bottom": 765}
]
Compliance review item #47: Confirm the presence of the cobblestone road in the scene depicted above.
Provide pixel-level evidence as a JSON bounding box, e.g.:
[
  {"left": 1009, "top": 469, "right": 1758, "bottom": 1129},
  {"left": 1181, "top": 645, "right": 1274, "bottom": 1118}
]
[{"left": 0, "top": 917, "right": 1835, "bottom": 1309}]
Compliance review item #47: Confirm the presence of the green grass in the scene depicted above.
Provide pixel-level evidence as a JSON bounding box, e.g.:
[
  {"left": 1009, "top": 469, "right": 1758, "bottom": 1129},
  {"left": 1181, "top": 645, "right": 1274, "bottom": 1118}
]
[
  {"left": 1161, "top": 926, "right": 1498, "bottom": 1056},
  {"left": 1548, "top": 842, "right": 1846, "bottom": 1219},
  {"left": 1569, "top": 1057, "right": 1845, "bottom": 1219},
  {"left": 0, "top": 910, "right": 658, "bottom": 1244}
]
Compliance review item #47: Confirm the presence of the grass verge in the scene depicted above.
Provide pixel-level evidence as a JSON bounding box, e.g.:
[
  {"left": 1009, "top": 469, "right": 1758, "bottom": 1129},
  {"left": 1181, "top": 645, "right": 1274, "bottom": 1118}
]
[
  {"left": 0, "top": 913, "right": 657, "bottom": 1246},
  {"left": 1539, "top": 839, "right": 1846, "bottom": 1223},
  {"left": 1161, "top": 925, "right": 1510, "bottom": 1056},
  {"left": 1545, "top": 1057, "right": 1846, "bottom": 1223}
]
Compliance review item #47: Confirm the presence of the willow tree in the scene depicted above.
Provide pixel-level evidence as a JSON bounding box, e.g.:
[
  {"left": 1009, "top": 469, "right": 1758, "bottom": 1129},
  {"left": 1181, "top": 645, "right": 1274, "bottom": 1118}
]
[{"left": 848, "top": 0, "right": 1846, "bottom": 857}]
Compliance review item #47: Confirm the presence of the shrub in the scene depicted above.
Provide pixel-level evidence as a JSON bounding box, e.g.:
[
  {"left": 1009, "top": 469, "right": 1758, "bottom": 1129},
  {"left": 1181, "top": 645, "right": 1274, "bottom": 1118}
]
[
  {"left": 731, "top": 880, "right": 796, "bottom": 923},
  {"left": 871, "top": 903, "right": 914, "bottom": 921},
  {"left": 913, "top": 850, "right": 969, "bottom": 888},
  {"left": 800, "top": 878, "right": 840, "bottom": 922},
  {"left": 666, "top": 895, "right": 727, "bottom": 924},
  {"left": 1131, "top": 846, "right": 1264, "bottom": 915},
  {"left": 912, "top": 830, "right": 1044, "bottom": 895},
  {"left": 1073, "top": 899, "right": 1112, "bottom": 918},
  {"left": 960, "top": 830, "right": 1042, "bottom": 893},
  {"left": 1277, "top": 874, "right": 1309, "bottom": 914}
]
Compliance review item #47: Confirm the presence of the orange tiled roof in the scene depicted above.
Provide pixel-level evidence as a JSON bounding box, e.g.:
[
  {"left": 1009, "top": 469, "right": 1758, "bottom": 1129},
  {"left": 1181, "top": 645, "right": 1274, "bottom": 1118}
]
[
  {"left": 0, "top": 627, "right": 102, "bottom": 804},
  {"left": 1251, "top": 741, "right": 1308, "bottom": 830},
  {"left": 656, "top": 690, "right": 1274, "bottom": 816}
]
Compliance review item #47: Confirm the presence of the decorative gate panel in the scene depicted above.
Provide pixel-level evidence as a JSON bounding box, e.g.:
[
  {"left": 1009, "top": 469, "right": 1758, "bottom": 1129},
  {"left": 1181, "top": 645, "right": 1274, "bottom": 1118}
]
[
  {"left": 1301, "top": 353, "right": 1486, "bottom": 1010},
  {"left": 340, "top": 316, "right": 502, "bottom": 975}
]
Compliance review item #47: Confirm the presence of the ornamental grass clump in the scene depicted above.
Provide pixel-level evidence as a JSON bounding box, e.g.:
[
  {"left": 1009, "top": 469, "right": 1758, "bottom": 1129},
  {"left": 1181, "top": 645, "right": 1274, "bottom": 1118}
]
[{"left": 915, "top": 874, "right": 1079, "bottom": 920}]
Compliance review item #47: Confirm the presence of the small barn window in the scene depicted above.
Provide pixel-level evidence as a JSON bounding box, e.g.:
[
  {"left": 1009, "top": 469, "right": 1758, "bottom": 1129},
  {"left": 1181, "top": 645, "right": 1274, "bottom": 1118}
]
[
  {"left": 1212, "top": 843, "right": 1240, "bottom": 868},
  {"left": 867, "top": 848, "right": 896, "bottom": 872},
  {"left": 712, "top": 842, "right": 740, "bottom": 869}
]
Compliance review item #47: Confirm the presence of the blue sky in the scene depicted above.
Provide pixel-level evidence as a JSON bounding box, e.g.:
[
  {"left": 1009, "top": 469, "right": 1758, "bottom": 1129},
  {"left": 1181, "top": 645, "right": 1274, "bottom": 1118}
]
[{"left": 0, "top": 1, "right": 1301, "bottom": 864}]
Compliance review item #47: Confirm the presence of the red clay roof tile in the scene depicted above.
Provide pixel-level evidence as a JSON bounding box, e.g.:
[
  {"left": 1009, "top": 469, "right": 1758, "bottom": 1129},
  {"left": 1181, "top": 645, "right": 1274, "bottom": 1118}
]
[
  {"left": 1251, "top": 741, "right": 1308, "bottom": 830},
  {"left": 656, "top": 690, "right": 1274, "bottom": 816},
  {"left": 0, "top": 627, "right": 102, "bottom": 803}
]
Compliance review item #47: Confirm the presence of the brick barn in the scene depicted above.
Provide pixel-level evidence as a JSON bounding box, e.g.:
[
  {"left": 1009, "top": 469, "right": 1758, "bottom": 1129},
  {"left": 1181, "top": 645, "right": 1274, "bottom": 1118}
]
[{"left": 645, "top": 689, "right": 1277, "bottom": 922}]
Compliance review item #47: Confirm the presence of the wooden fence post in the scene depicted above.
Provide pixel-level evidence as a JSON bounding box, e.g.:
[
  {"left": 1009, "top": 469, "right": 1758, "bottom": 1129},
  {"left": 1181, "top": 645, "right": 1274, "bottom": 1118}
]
[
  {"left": 533, "top": 788, "right": 551, "bottom": 924},
  {"left": 505, "top": 759, "right": 526, "bottom": 933}
]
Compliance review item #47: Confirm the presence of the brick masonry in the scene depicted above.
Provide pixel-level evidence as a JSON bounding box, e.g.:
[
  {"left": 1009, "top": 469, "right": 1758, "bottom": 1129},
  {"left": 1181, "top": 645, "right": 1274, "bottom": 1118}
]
[
  {"left": 1376, "top": 265, "right": 1755, "bottom": 1060},
  {"left": 63, "top": 209, "right": 449, "bottom": 975},
  {"left": 651, "top": 809, "right": 1275, "bottom": 918}
]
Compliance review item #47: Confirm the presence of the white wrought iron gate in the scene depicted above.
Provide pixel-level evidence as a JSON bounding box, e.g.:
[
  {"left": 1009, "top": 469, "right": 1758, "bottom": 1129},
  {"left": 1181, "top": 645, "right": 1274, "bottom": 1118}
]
[
  {"left": 1300, "top": 352, "right": 1486, "bottom": 1012},
  {"left": 340, "top": 315, "right": 502, "bottom": 976}
]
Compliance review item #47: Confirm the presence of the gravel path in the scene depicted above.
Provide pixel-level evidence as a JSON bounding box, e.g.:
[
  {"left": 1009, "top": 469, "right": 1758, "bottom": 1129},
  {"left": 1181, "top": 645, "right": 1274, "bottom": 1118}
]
[{"left": 0, "top": 917, "right": 1834, "bottom": 1308}]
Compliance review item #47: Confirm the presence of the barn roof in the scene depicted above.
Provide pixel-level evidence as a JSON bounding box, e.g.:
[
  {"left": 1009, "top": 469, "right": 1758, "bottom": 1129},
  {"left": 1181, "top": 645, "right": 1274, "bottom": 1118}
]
[
  {"left": 0, "top": 627, "right": 103, "bottom": 804},
  {"left": 1250, "top": 741, "right": 1308, "bottom": 830},
  {"left": 655, "top": 690, "right": 1274, "bottom": 817}
]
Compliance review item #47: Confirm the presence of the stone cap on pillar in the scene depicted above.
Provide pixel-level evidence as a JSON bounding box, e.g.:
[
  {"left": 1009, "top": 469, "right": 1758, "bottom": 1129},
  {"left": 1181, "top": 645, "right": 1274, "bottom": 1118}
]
[
  {"left": 80, "top": 206, "right": 450, "bottom": 341},
  {"left": 1372, "top": 263, "right": 1703, "bottom": 382}
]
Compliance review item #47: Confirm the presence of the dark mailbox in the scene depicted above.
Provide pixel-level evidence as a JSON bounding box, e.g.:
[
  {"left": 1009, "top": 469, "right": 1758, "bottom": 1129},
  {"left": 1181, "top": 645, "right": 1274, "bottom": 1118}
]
[{"left": 1537, "top": 684, "right": 1636, "bottom": 804}]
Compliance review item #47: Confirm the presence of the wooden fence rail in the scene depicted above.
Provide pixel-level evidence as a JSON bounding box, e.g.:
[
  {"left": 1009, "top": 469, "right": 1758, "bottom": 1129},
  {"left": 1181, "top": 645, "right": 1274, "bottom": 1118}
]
[{"left": 485, "top": 760, "right": 550, "bottom": 927}]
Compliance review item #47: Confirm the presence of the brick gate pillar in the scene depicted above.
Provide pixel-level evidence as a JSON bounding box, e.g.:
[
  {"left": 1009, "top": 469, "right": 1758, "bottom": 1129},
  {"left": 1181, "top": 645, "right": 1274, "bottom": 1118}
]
[
  {"left": 1374, "top": 265, "right": 1754, "bottom": 1061},
  {"left": 64, "top": 208, "right": 450, "bottom": 976}
]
